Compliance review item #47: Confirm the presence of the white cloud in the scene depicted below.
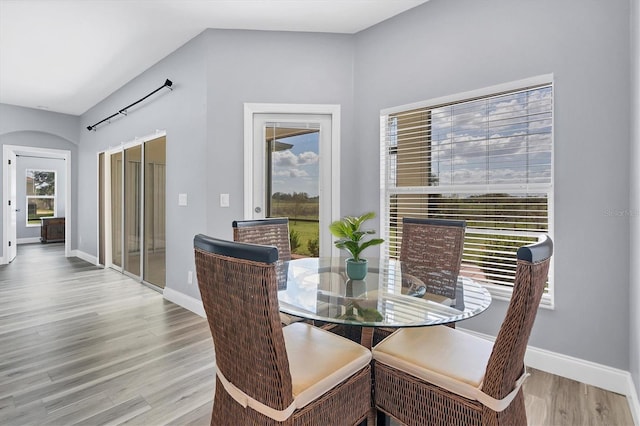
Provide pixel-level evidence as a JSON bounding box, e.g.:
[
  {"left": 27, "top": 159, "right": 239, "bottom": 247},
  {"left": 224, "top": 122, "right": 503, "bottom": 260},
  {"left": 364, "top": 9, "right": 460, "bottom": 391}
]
[
  {"left": 272, "top": 150, "right": 319, "bottom": 167},
  {"left": 274, "top": 168, "right": 309, "bottom": 178},
  {"left": 273, "top": 150, "right": 298, "bottom": 167},
  {"left": 298, "top": 151, "right": 319, "bottom": 165}
]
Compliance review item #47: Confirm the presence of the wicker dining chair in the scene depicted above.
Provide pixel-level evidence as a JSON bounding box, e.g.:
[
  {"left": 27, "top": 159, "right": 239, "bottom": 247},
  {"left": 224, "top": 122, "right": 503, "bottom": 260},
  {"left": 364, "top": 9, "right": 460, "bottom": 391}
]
[
  {"left": 372, "top": 235, "right": 553, "bottom": 426},
  {"left": 399, "top": 217, "right": 466, "bottom": 300},
  {"left": 373, "top": 218, "right": 466, "bottom": 345},
  {"left": 233, "top": 218, "right": 301, "bottom": 325},
  {"left": 194, "top": 234, "right": 372, "bottom": 426},
  {"left": 233, "top": 218, "right": 292, "bottom": 261}
]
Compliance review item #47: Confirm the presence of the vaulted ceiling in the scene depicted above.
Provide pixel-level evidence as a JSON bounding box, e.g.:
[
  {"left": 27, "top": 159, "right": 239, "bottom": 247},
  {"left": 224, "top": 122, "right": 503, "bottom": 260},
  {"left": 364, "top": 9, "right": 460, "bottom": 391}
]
[{"left": 0, "top": 0, "right": 428, "bottom": 115}]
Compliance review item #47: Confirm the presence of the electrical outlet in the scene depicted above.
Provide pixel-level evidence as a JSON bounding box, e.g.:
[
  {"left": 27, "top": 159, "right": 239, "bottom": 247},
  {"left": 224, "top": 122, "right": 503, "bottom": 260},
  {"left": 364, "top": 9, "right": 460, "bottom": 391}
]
[{"left": 187, "top": 270, "right": 193, "bottom": 284}]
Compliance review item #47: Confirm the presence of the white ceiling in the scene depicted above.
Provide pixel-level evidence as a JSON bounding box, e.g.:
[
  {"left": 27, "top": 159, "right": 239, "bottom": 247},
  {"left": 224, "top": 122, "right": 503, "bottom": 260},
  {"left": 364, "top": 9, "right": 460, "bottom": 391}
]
[{"left": 0, "top": 0, "right": 428, "bottom": 116}]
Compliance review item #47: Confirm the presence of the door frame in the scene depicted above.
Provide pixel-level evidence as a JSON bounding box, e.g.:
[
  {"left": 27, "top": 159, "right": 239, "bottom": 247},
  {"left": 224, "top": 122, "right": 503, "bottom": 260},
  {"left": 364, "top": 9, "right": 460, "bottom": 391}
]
[
  {"left": 2, "top": 144, "right": 72, "bottom": 264},
  {"left": 243, "top": 103, "right": 341, "bottom": 256}
]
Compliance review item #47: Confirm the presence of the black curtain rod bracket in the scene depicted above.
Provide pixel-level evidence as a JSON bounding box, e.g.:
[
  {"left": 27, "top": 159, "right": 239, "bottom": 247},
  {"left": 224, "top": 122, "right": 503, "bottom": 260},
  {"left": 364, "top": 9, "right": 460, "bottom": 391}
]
[{"left": 87, "top": 79, "right": 173, "bottom": 131}]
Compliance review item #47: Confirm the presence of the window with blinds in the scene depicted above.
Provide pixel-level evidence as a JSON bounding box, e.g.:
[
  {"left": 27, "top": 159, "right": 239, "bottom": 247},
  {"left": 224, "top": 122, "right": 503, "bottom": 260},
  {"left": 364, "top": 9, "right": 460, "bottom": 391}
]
[{"left": 380, "top": 77, "right": 553, "bottom": 300}]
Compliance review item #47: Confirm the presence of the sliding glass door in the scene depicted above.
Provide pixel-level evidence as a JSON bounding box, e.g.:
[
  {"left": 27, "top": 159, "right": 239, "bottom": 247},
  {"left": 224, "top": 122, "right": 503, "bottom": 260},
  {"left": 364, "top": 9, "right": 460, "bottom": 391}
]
[
  {"left": 104, "top": 134, "right": 166, "bottom": 288},
  {"left": 98, "top": 152, "right": 105, "bottom": 266},
  {"left": 143, "top": 137, "right": 166, "bottom": 288},
  {"left": 110, "top": 152, "right": 123, "bottom": 269},
  {"left": 124, "top": 145, "right": 142, "bottom": 277}
]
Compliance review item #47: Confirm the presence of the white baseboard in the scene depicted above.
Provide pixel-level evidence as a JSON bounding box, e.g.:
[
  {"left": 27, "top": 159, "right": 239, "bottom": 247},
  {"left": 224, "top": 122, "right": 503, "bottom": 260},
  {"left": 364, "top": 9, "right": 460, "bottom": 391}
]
[
  {"left": 523, "top": 344, "right": 631, "bottom": 395},
  {"left": 17, "top": 237, "right": 41, "bottom": 244},
  {"left": 460, "top": 327, "right": 639, "bottom": 422},
  {"left": 71, "top": 249, "right": 98, "bottom": 265},
  {"left": 626, "top": 374, "right": 640, "bottom": 426},
  {"left": 163, "top": 287, "right": 206, "bottom": 318}
]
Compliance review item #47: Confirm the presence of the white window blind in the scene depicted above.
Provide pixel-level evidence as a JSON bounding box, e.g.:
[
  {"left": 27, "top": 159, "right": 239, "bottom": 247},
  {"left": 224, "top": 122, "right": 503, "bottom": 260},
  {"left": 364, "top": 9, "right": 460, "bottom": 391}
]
[{"left": 381, "top": 79, "right": 553, "bottom": 298}]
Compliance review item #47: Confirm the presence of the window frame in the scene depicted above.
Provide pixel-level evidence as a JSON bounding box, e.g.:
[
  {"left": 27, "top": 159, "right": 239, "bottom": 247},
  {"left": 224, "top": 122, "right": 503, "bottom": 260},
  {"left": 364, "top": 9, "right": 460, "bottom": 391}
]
[
  {"left": 25, "top": 169, "right": 57, "bottom": 227},
  {"left": 379, "top": 75, "right": 555, "bottom": 308}
]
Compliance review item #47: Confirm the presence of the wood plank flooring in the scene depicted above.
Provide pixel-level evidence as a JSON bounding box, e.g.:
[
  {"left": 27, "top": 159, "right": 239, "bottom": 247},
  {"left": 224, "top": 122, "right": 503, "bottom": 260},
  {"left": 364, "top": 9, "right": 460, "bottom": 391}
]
[
  {"left": 0, "top": 243, "right": 635, "bottom": 425},
  {"left": 0, "top": 244, "right": 214, "bottom": 425}
]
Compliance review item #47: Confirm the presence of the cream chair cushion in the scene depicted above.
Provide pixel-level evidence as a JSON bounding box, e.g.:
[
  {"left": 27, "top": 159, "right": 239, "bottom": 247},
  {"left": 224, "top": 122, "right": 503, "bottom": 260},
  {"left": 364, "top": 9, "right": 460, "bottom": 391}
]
[
  {"left": 283, "top": 322, "right": 372, "bottom": 409},
  {"left": 373, "top": 325, "right": 493, "bottom": 401}
]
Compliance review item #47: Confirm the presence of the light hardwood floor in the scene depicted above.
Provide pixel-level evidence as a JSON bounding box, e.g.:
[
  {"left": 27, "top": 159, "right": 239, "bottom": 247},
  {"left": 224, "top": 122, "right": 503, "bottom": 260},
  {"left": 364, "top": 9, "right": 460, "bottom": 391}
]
[{"left": 0, "top": 244, "right": 634, "bottom": 425}]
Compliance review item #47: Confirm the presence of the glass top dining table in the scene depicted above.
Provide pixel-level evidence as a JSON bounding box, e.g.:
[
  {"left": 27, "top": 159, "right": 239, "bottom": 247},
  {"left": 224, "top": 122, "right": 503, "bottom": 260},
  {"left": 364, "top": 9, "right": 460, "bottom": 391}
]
[{"left": 278, "top": 257, "right": 492, "bottom": 347}]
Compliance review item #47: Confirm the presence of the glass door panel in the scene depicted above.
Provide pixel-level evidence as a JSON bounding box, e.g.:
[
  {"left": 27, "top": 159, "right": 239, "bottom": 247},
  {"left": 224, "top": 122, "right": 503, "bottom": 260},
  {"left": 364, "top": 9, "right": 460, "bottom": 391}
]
[
  {"left": 110, "top": 152, "right": 123, "bottom": 268},
  {"left": 143, "top": 136, "right": 166, "bottom": 288},
  {"left": 98, "top": 152, "right": 105, "bottom": 266},
  {"left": 266, "top": 123, "right": 320, "bottom": 257},
  {"left": 124, "top": 145, "right": 141, "bottom": 277}
]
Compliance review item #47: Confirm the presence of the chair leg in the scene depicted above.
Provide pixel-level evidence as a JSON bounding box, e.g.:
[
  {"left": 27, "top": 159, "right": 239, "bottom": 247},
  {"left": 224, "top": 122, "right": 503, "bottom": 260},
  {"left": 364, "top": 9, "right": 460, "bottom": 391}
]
[{"left": 361, "top": 327, "right": 374, "bottom": 349}]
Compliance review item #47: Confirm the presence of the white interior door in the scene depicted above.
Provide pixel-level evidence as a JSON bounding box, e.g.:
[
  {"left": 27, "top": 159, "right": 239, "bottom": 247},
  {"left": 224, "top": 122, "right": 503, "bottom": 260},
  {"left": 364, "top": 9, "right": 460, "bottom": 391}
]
[
  {"left": 245, "top": 105, "right": 340, "bottom": 257},
  {"left": 7, "top": 150, "right": 17, "bottom": 262},
  {"left": 2, "top": 145, "right": 72, "bottom": 264}
]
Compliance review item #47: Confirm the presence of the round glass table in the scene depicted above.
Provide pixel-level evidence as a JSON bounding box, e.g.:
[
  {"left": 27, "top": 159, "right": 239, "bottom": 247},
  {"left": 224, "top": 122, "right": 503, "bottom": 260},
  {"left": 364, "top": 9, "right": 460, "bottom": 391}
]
[{"left": 277, "top": 257, "right": 492, "bottom": 348}]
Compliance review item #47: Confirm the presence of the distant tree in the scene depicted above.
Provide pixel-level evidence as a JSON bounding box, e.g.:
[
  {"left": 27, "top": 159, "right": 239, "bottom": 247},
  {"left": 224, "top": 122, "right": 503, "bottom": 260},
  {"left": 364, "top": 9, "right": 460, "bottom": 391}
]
[
  {"left": 290, "top": 192, "right": 310, "bottom": 220},
  {"left": 32, "top": 171, "right": 55, "bottom": 195}
]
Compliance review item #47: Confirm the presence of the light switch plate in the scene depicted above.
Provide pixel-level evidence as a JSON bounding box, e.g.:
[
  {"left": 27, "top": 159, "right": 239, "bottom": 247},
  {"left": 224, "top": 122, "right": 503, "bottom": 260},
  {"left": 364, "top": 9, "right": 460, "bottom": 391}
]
[
  {"left": 178, "top": 193, "right": 188, "bottom": 206},
  {"left": 220, "top": 193, "right": 230, "bottom": 207}
]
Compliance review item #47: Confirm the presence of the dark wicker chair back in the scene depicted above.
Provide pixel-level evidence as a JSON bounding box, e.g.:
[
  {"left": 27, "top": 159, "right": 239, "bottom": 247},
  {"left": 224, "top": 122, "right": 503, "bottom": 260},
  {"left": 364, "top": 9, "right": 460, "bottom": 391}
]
[
  {"left": 194, "top": 234, "right": 373, "bottom": 425},
  {"left": 481, "top": 234, "right": 553, "bottom": 420},
  {"left": 399, "top": 217, "right": 466, "bottom": 299},
  {"left": 233, "top": 217, "right": 291, "bottom": 293},
  {"left": 232, "top": 218, "right": 292, "bottom": 261},
  {"left": 193, "top": 235, "right": 295, "bottom": 418}
]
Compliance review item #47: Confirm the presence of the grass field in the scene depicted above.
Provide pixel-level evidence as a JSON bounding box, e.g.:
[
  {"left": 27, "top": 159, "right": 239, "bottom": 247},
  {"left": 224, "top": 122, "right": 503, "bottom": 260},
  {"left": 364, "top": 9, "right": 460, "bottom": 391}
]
[
  {"left": 28, "top": 210, "right": 54, "bottom": 225},
  {"left": 270, "top": 198, "right": 320, "bottom": 256},
  {"left": 289, "top": 219, "right": 319, "bottom": 256}
]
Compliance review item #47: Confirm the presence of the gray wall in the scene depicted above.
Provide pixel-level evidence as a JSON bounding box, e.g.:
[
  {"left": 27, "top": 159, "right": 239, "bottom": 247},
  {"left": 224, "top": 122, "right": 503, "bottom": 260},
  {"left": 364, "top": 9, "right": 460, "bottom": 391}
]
[
  {"left": 78, "top": 31, "right": 208, "bottom": 296},
  {"left": 16, "top": 156, "right": 66, "bottom": 240},
  {"left": 353, "top": 0, "right": 631, "bottom": 369},
  {"left": 202, "top": 29, "right": 354, "bottom": 245},
  {"left": 630, "top": 0, "right": 640, "bottom": 401},
  {"left": 77, "top": 30, "right": 354, "bottom": 300},
  {"left": 0, "top": 103, "right": 80, "bottom": 142},
  {"left": 0, "top": 105, "right": 79, "bottom": 258}
]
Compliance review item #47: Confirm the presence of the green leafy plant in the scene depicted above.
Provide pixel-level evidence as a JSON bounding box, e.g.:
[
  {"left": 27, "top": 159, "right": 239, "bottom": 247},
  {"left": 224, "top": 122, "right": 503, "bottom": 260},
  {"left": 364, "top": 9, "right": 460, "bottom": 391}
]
[
  {"left": 307, "top": 237, "right": 320, "bottom": 257},
  {"left": 289, "top": 229, "right": 301, "bottom": 252},
  {"left": 339, "top": 301, "right": 383, "bottom": 322},
  {"left": 329, "top": 212, "right": 384, "bottom": 262}
]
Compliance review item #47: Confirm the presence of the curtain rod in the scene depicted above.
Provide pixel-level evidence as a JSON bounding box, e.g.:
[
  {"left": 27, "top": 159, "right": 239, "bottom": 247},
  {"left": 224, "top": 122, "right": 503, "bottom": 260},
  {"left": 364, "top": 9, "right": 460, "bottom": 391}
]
[{"left": 86, "top": 79, "right": 173, "bottom": 131}]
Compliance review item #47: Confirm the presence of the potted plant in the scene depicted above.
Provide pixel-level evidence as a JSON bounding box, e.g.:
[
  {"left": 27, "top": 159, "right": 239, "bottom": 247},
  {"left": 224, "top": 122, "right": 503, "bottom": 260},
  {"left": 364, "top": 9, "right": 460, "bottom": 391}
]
[{"left": 329, "top": 212, "right": 384, "bottom": 280}]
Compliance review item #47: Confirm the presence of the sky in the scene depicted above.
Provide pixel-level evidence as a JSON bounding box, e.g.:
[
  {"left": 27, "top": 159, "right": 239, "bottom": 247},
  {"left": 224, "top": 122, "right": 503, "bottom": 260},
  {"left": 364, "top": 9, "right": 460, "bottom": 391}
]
[
  {"left": 271, "top": 131, "right": 320, "bottom": 197},
  {"left": 269, "top": 86, "right": 552, "bottom": 198},
  {"left": 429, "top": 86, "right": 553, "bottom": 186}
]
